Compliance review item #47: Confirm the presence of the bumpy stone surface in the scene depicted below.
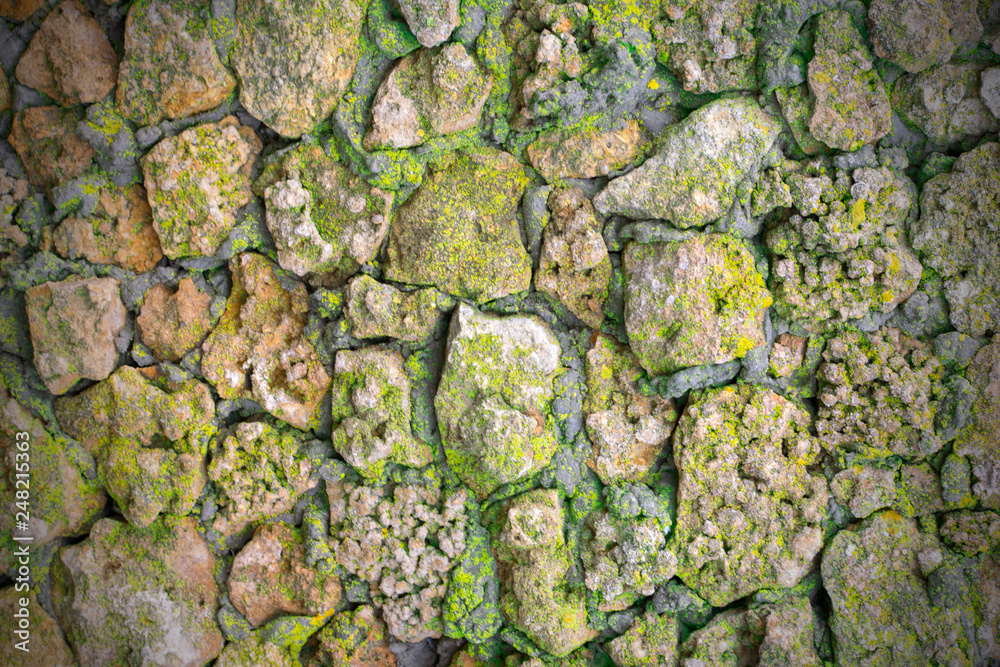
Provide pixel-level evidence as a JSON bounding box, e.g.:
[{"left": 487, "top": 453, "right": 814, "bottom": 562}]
[
  {"left": 25, "top": 277, "right": 126, "bottom": 395},
  {"left": 136, "top": 278, "right": 214, "bottom": 362},
  {"left": 867, "top": 0, "right": 980, "bottom": 74},
  {"left": 365, "top": 44, "right": 492, "bottom": 150},
  {"left": 9, "top": 106, "right": 95, "bottom": 195},
  {"left": 435, "top": 304, "right": 561, "bottom": 499},
  {"left": 216, "top": 631, "right": 297, "bottom": 667},
  {"left": 229, "top": 522, "right": 342, "bottom": 627},
  {"left": 207, "top": 420, "right": 319, "bottom": 535},
  {"left": 54, "top": 517, "right": 223, "bottom": 667},
  {"left": 232, "top": 0, "right": 362, "bottom": 138},
  {"left": 672, "top": 384, "right": 828, "bottom": 606},
  {"left": 255, "top": 144, "right": 392, "bottom": 285},
  {"left": 330, "top": 346, "right": 434, "bottom": 479},
  {"left": 653, "top": 0, "right": 758, "bottom": 94},
  {"left": 54, "top": 366, "right": 215, "bottom": 527},
  {"left": 0, "top": 69, "right": 9, "bottom": 113},
  {"left": 398, "top": 0, "right": 458, "bottom": 47},
  {"left": 807, "top": 10, "right": 891, "bottom": 152},
  {"left": 536, "top": 188, "right": 610, "bottom": 328},
  {"left": 52, "top": 179, "right": 163, "bottom": 273},
  {"left": 607, "top": 611, "right": 677, "bottom": 667},
  {"left": 0, "top": 592, "right": 76, "bottom": 667},
  {"left": 15, "top": 0, "right": 117, "bottom": 106},
  {"left": 940, "top": 510, "right": 1000, "bottom": 556},
  {"left": 910, "top": 142, "right": 1000, "bottom": 337},
  {"left": 678, "top": 597, "right": 821, "bottom": 666},
  {"left": 817, "top": 328, "right": 943, "bottom": 462},
  {"left": 954, "top": 338, "right": 1000, "bottom": 511},
  {"left": 328, "top": 481, "right": 467, "bottom": 642},
  {"left": 309, "top": 606, "right": 396, "bottom": 666},
  {"left": 830, "top": 465, "right": 897, "bottom": 519},
  {"left": 594, "top": 98, "right": 780, "bottom": 227},
  {"left": 623, "top": 234, "right": 772, "bottom": 376},
  {"left": 141, "top": 116, "right": 261, "bottom": 259},
  {"left": 343, "top": 274, "right": 450, "bottom": 342},
  {"left": 583, "top": 333, "right": 677, "bottom": 485},
  {"left": 527, "top": 120, "right": 646, "bottom": 182},
  {"left": 0, "top": 0, "right": 42, "bottom": 20},
  {"left": 201, "top": 253, "right": 331, "bottom": 430},
  {"left": 384, "top": 148, "right": 531, "bottom": 302},
  {"left": 891, "top": 63, "right": 1000, "bottom": 145},
  {"left": 117, "top": 0, "right": 238, "bottom": 125},
  {"left": 983, "top": 67, "right": 1000, "bottom": 119},
  {"left": 765, "top": 162, "right": 922, "bottom": 331},
  {"left": 495, "top": 489, "right": 597, "bottom": 657}
]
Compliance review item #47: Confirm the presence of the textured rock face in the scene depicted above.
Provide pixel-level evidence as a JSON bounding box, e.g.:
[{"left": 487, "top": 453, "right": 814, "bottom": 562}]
[
  {"left": 867, "top": 0, "right": 981, "bottom": 73},
  {"left": 0, "top": 0, "right": 43, "bottom": 20},
  {"left": 141, "top": 116, "right": 261, "bottom": 259},
  {"left": 398, "top": 0, "right": 458, "bottom": 47},
  {"left": 53, "top": 517, "right": 223, "bottom": 667},
  {"left": 911, "top": 142, "right": 1000, "bottom": 337},
  {"left": 891, "top": 63, "right": 1000, "bottom": 145},
  {"left": 25, "top": 277, "right": 126, "bottom": 395},
  {"left": 0, "top": 592, "right": 76, "bottom": 667},
  {"left": 365, "top": 44, "right": 492, "bottom": 150},
  {"left": 136, "top": 278, "right": 214, "bottom": 362},
  {"left": 15, "top": 0, "right": 117, "bottom": 106},
  {"left": 384, "top": 149, "right": 531, "bottom": 302},
  {"left": 623, "top": 234, "right": 772, "bottom": 375},
  {"left": 594, "top": 98, "right": 780, "bottom": 227},
  {"left": 343, "top": 274, "right": 450, "bottom": 342},
  {"left": 954, "top": 338, "right": 1000, "bottom": 511},
  {"left": 117, "top": 0, "right": 237, "bottom": 125},
  {"left": 310, "top": 606, "right": 397, "bottom": 666},
  {"left": 527, "top": 120, "right": 646, "bottom": 182},
  {"left": 435, "top": 305, "right": 561, "bottom": 499},
  {"left": 232, "top": 0, "right": 362, "bottom": 138},
  {"left": 672, "top": 385, "right": 828, "bottom": 606},
  {"left": 606, "top": 612, "right": 677, "bottom": 667},
  {"left": 202, "top": 253, "right": 330, "bottom": 430},
  {"left": 9, "top": 106, "right": 95, "bottom": 196}
]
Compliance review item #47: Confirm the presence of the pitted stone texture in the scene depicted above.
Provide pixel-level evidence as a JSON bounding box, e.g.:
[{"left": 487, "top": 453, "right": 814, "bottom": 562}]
[
  {"left": 868, "top": 0, "right": 982, "bottom": 74},
  {"left": 202, "top": 253, "right": 330, "bottom": 430},
  {"left": 954, "top": 338, "right": 1000, "bottom": 511},
  {"left": 25, "top": 277, "right": 126, "bottom": 395},
  {"left": 607, "top": 612, "right": 678, "bottom": 667},
  {"left": 435, "top": 305, "right": 561, "bottom": 499},
  {"left": 0, "top": 0, "right": 43, "bottom": 20},
  {"left": 232, "top": 0, "right": 362, "bottom": 138},
  {"left": 398, "top": 0, "right": 458, "bottom": 47},
  {"left": 136, "top": 278, "right": 214, "bottom": 362},
  {"left": 0, "top": 593, "right": 75, "bottom": 667},
  {"left": 672, "top": 384, "right": 827, "bottom": 606},
  {"left": 623, "top": 234, "right": 772, "bottom": 376},
  {"left": 527, "top": 120, "right": 646, "bottom": 182},
  {"left": 891, "top": 63, "right": 1000, "bottom": 145},
  {"left": 343, "top": 274, "right": 450, "bottom": 342},
  {"left": 9, "top": 106, "right": 95, "bottom": 196},
  {"left": 310, "top": 606, "right": 396, "bottom": 667},
  {"left": 117, "top": 0, "right": 237, "bottom": 125},
  {"left": 830, "top": 465, "right": 897, "bottom": 519}
]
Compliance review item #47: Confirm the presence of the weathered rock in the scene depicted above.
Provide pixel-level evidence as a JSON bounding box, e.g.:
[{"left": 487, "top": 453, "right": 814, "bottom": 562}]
[
  {"left": 384, "top": 148, "right": 531, "bottom": 303},
  {"left": 141, "top": 116, "right": 261, "bottom": 259},
  {"left": 136, "top": 278, "right": 214, "bottom": 362},
  {"left": 867, "top": 0, "right": 981, "bottom": 74},
  {"left": 52, "top": 179, "right": 163, "bottom": 273},
  {"left": 766, "top": 163, "right": 923, "bottom": 332},
  {"left": 0, "top": 591, "right": 75, "bottom": 667},
  {"left": 14, "top": 0, "right": 117, "bottom": 106},
  {"left": 775, "top": 85, "right": 827, "bottom": 156},
  {"left": 769, "top": 333, "right": 808, "bottom": 378},
  {"left": 365, "top": 43, "right": 492, "bottom": 150},
  {"left": 594, "top": 98, "right": 780, "bottom": 227},
  {"left": 891, "top": 63, "right": 1000, "bottom": 145},
  {"left": 25, "top": 277, "right": 126, "bottom": 395},
  {"left": 309, "top": 605, "right": 396, "bottom": 666},
  {"left": 330, "top": 346, "right": 434, "bottom": 479},
  {"left": 254, "top": 144, "right": 392, "bottom": 285},
  {"left": 53, "top": 517, "right": 224, "bottom": 667},
  {"left": 229, "top": 522, "right": 342, "bottom": 627},
  {"left": 817, "top": 328, "right": 943, "bottom": 461},
  {"left": 583, "top": 333, "right": 677, "bottom": 485},
  {"left": 954, "top": 337, "right": 1000, "bottom": 511},
  {"left": 527, "top": 120, "right": 646, "bottom": 182},
  {"left": 208, "top": 420, "right": 320, "bottom": 536},
  {"left": 910, "top": 142, "right": 1000, "bottom": 337},
  {"left": 495, "top": 489, "right": 597, "bottom": 657},
  {"left": 983, "top": 67, "right": 1000, "bottom": 119},
  {"left": 807, "top": 10, "right": 891, "bottom": 152},
  {"left": 672, "top": 384, "right": 828, "bottom": 606},
  {"left": 329, "top": 481, "right": 467, "bottom": 642},
  {"left": 940, "top": 510, "right": 1000, "bottom": 556},
  {"left": 398, "top": 0, "right": 458, "bottom": 47},
  {"left": 202, "top": 253, "right": 331, "bottom": 430},
  {"left": 0, "top": 69, "right": 9, "bottom": 113},
  {"left": 607, "top": 612, "right": 677, "bottom": 667},
  {"left": 831, "top": 465, "right": 897, "bottom": 519},
  {"left": 896, "top": 463, "right": 945, "bottom": 517},
  {"left": 9, "top": 106, "right": 95, "bottom": 196},
  {"left": 535, "top": 188, "right": 609, "bottom": 328},
  {"left": 435, "top": 305, "right": 561, "bottom": 499},
  {"left": 54, "top": 366, "right": 215, "bottom": 527},
  {"left": 0, "top": 0, "right": 43, "bottom": 20},
  {"left": 117, "top": 0, "right": 238, "bottom": 125},
  {"left": 343, "top": 274, "right": 450, "bottom": 342},
  {"left": 623, "top": 234, "right": 772, "bottom": 375},
  {"left": 216, "top": 630, "right": 298, "bottom": 667},
  {"left": 232, "top": 0, "right": 362, "bottom": 138}
]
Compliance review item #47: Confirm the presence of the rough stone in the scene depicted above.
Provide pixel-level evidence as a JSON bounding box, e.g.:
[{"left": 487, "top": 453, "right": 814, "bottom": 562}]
[
  {"left": 398, "top": 0, "right": 458, "bottom": 47},
  {"left": 0, "top": 0, "right": 43, "bottom": 20},
  {"left": 896, "top": 463, "right": 945, "bottom": 517},
  {"left": 0, "top": 69, "right": 9, "bottom": 113},
  {"left": 343, "top": 274, "right": 450, "bottom": 342},
  {"left": 594, "top": 98, "right": 781, "bottom": 227},
  {"left": 201, "top": 252, "right": 331, "bottom": 430},
  {"left": 141, "top": 116, "right": 261, "bottom": 259},
  {"left": 117, "top": 0, "right": 238, "bottom": 125},
  {"left": 0, "top": 591, "right": 76, "bottom": 667},
  {"left": 527, "top": 119, "right": 646, "bottom": 182},
  {"left": 983, "top": 67, "right": 1000, "bottom": 119},
  {"left": 954, "top": 337, "right": 1000, "bottom": 511},
  {"left": 384, "top": 148, "right": 531, "bottom": 303},
  {"left": 25, "top": 276, "right": 126, "bottom": 395},
  {"left": 9, "top": 106, "right": 95, "bottom": 196},
  {"left": 435, "top": 304, "right": 561, "bottom": 499},
  {"left": 606, "top": 612, "right": 676, "bottom": 667},
  {"left": 15, "top": 0, "right": 117, "bottom": 106},
  {"left": 891, "top": 63, "right": 1000, "bottom": 145},
  {"left": 867, "top": 0, "right": 981, "bottom": 74},
  {"left": 216, "top": 630, "right": 298, "bottom": 667},
  {"left": 672, "top": 384, "right": 828, "bottom": 606},
  {"left": 53, "top": 517, "right": 223, "bottom": 667},
  {"left": 623, "top": 234, "right": 772, "bottom": 375},
  {"left": 309, "top": 605, "right": 396, "bottom": 666},
  {"left": 830, "top": 465, "right": 897, "bottom": 519},
  {"left": 232, "top": 0, "right": 362, "bottom": 138},
  {"left": 365, "top": 43, "right": 492, "bottom": 150},
  {"left": 137, "top": 278, "right": 215, "bottom": 362}
]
